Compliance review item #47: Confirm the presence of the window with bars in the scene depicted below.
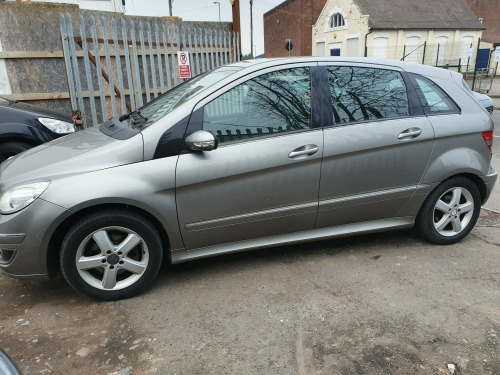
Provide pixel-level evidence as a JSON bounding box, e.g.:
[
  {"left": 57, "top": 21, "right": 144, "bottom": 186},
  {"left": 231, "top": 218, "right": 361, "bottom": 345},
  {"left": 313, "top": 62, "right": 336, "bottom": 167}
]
[{"left": 329, "top": 13, "right": 345, "bottom": 28}]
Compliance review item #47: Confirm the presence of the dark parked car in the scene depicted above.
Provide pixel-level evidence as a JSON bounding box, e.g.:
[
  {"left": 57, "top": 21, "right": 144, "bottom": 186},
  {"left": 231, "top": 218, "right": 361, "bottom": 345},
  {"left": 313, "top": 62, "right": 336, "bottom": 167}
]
[{"left": 0, "top": 97, "right": 74, "bottom": 162}]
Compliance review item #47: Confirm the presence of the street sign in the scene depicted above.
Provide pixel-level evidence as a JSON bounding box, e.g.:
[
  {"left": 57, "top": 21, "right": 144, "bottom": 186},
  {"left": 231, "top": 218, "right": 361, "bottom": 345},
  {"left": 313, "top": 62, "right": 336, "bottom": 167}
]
[
  {"left": 178, "top": 51, "right": 191, "bottom": 78},
  {"left": 285, "top": 40, "right": 293, "bottom": 52},
  {"left": 495, "top": 46, "right": 500, "bottom": 62}
]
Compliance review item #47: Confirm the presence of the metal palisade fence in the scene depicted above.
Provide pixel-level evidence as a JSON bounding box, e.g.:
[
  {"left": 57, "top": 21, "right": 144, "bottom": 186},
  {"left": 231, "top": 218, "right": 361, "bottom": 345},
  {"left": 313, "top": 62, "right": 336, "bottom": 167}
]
[{"left": 60, "top": 13, "right": 240, "bottom": 127}]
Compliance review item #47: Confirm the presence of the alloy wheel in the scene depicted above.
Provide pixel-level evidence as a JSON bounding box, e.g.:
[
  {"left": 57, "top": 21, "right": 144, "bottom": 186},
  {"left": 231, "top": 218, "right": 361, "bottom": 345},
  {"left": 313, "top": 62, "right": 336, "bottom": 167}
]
[
  {"left": 432, "top": 187, "right": 474, "bottom": 237},
  {"left": 75, "top": 226, "right": 149, "bottom": 291}
]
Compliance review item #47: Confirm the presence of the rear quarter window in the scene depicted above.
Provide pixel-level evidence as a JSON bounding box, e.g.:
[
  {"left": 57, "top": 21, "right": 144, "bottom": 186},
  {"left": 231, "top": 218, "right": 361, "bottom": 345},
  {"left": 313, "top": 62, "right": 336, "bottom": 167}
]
[{"left": 408, "top": 73, "right": 460, "bottom": 115}]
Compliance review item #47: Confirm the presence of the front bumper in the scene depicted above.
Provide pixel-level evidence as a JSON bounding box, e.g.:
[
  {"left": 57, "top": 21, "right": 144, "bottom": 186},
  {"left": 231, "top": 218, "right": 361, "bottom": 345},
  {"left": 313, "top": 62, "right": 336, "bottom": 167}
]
[{"left": 0, "top": 198, "right": 71, "bottom": 279}]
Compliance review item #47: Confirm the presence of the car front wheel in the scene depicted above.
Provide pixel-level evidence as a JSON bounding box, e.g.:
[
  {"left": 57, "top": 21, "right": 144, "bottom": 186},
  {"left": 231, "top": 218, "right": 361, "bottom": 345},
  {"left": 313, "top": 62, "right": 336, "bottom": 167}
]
[
  {"left": 415, "top": 177, "right": 481, "bottom": 245},
  {"left": 60, "top": 210, "right": 163, "bottom": 300}
]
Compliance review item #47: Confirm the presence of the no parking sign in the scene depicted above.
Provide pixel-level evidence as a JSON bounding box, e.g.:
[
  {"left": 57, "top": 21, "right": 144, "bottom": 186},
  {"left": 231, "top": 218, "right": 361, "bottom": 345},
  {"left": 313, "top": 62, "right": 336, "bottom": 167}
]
[{"left": 178, "top": 51, "right": 191, "bottom": 78}]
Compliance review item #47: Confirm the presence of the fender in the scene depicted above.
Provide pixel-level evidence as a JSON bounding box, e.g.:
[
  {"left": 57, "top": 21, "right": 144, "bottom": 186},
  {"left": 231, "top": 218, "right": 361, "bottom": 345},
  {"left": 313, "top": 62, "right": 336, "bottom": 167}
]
[
  {"left": 420, "top": 145, "right": 491, "bottom": 185},
  {"left": 0, "top": 122, "right": 56, "bottom": 144}
]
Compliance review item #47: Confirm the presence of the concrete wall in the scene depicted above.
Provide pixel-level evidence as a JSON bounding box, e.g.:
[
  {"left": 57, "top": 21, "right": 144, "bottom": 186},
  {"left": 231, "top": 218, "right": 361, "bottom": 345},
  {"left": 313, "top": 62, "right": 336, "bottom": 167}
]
[
  {"left": 4, "top": 0, "right": 125, "bottom": 13},
  {"left": 264, "top": 0, "right": 325, "bottom": 58},
  {"left": 0, "top": 2, "right": 232, "bottom": 115}
]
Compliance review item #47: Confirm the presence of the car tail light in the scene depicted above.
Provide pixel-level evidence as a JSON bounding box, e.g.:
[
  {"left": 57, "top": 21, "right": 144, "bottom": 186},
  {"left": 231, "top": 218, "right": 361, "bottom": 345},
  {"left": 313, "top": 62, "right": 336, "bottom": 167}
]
[{"left": 482, "top": 131, "right": 493, "bottom": 152}]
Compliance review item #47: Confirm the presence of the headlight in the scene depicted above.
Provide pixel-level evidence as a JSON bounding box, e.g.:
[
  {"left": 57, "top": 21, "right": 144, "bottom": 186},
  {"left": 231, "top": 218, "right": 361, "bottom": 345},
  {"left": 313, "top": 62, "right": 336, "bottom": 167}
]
[
  {"left": 38, "top": 117, "right": 75, "bottom": 134},
  {"left": 0, "top": 181, "right": 50, "bottom": 214}
]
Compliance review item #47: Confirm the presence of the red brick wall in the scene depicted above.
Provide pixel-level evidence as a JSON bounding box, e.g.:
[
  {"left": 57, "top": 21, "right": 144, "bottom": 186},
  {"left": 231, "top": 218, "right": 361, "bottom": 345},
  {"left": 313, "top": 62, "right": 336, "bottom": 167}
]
[{"left": 264, "top": 0, "right": 326, "bottom": 57}]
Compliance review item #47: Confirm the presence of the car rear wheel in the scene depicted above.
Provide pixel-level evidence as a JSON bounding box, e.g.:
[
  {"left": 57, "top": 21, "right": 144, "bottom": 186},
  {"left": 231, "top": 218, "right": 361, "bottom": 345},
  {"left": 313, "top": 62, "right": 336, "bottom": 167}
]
[
  {"left": 60, "top": 210, "right": 163, "bottom": 300},
  {"left": 415, "top": 177, "right": 481, "bottom": 245},
  {"left": 0, "top": 141, "right": 32, "bottom": 162}
]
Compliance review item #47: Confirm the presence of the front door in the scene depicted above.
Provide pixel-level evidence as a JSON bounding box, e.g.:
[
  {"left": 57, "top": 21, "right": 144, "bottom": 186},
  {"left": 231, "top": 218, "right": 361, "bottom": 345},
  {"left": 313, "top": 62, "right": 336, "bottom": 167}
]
[{"left": 176, "top": 65, "right": 323, "bottom": 250}]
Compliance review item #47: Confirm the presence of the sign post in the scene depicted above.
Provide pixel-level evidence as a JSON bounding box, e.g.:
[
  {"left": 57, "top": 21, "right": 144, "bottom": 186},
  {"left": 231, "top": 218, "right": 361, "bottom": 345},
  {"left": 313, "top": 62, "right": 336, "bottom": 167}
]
[
  {"left": 285, "top": 39, "right": 293, "bottom": 57},
  {"left": 466, "top": 43, "right": 473, "bottom": 73},
  {"left": 495, "top": 46, "right": 500, "bottom": 77},
  {"left": 178, "top": 51, "right": 191, "bottom": 79}
]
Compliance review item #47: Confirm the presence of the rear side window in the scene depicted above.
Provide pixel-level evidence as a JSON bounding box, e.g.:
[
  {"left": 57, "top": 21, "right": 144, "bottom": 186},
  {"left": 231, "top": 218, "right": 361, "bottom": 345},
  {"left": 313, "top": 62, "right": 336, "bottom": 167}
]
[
  {"left": 326, "top": 66, "right": 409, "bottom": 125},
  {"left": 409, "top": 74, "right": 460, "bottom": 115},
  {"left": 203, "top": 67, "right": 311, "bottom": 144}
]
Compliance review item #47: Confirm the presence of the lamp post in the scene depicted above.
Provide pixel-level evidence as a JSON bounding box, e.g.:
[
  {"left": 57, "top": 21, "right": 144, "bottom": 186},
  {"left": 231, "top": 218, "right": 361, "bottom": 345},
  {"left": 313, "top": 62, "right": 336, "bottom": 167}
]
[
  {"left": 250, "top": 0, "right": 253, "bottom": 58},
  {"left": 213, "top": 1, "right": 221, "bottom": 22}
]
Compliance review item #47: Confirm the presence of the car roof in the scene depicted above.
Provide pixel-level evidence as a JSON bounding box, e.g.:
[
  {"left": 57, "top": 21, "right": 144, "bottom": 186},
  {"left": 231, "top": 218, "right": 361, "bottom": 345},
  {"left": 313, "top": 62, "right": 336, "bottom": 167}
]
[{"left": 228, "top": 57, "right": 456, "bottom": 80}]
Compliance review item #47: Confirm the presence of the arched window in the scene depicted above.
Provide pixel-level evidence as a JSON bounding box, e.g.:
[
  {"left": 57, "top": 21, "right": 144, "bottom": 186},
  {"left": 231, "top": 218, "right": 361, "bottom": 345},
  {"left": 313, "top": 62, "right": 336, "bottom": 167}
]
[{"left": 329, "top": 13, "right": 345, "bottom": 28}]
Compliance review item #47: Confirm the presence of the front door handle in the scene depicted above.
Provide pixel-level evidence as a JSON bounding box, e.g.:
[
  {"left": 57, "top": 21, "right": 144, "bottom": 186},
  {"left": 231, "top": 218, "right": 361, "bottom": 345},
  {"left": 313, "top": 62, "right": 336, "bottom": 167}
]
[
  {"left": 288, "top": 144, "right": 319, "bottom": 159},
  {"left": 398, "top": 127, "right": 422, "bottom": 140}
]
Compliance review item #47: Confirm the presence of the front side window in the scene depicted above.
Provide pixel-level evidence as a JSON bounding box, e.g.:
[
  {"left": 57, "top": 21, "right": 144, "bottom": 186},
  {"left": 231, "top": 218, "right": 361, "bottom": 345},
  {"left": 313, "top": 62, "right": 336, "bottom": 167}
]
[
  {"left": 203, "top": 67, "right": 311, "bottom": 144},
  {"left": 410, "top": 74, "right": 459, "bottom": 115},
  {"left": 128, "top": 68, "right": 239, "bottom": 129},
  {"left": 326, "top": 66, "right": 409, "bottom": 125}
]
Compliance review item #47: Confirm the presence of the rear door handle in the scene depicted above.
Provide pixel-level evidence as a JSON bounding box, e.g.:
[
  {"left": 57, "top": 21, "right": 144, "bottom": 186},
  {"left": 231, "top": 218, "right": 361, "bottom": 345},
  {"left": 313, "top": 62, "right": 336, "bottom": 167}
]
[
  {"left": 398, "top": 127, "right": 422, "bottom": 140},
  {"left": 288, "top": 144, "right": 319, "bottom": 159}
]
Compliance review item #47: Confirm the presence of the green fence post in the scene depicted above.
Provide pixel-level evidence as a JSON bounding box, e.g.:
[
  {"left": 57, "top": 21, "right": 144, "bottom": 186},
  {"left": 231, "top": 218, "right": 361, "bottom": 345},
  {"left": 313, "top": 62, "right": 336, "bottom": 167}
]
[
  {"left": 402, "top": 45, "right": 406, "bottom": 61},
  {"left": 435, "top": 44, "right": 440, "bottom": 66},
  {"left": 421, "top": 41, "right": 426, "bottom": 64},
  {"left": 472, "top": 37, "right": 481, "bottom": 91},
  {"left": 458, "top": 58, "right": 461, "bottom": 73}
]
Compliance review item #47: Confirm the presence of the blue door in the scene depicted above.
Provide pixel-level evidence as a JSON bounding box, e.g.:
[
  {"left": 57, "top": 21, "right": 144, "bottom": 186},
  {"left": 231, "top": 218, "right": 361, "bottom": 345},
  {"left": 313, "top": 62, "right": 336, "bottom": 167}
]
[
  {"left": 476, "top": 48, "right": 490, "bottom": 70},
  {"left": 330, "top": 49, "right": 341, "bottom": 56}
]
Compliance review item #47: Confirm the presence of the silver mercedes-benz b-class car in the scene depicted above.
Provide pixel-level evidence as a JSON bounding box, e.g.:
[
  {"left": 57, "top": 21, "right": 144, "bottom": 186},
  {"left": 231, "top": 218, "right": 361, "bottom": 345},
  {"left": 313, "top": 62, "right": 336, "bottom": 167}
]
[{"left": 0, "top": 58, "right": 496, "bottom": 300}]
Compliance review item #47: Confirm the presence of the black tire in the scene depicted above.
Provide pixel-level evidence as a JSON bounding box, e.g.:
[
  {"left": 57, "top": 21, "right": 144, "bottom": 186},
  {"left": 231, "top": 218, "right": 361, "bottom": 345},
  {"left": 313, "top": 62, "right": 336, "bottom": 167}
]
[
  {"left": 415, "top": 177, "right": 481, "bottom": 245},
  {"left": 60, "top": 210, "right": 163, "bottom": 300},
  {"left": 0, "top": 141, "right": 32, "bottom": 162}
]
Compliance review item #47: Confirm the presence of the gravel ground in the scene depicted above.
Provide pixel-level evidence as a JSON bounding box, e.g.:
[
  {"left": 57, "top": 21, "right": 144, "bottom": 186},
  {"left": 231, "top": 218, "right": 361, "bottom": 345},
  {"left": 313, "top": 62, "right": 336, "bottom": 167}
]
[{"left": 1, "top": 209, "right": 499, "bottom": 375}]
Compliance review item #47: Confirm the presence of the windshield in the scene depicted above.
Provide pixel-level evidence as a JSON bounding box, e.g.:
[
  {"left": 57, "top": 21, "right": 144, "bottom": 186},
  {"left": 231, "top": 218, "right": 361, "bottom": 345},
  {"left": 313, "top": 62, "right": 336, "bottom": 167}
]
[{"left": 126, "top": 68, "right": 240, "bottom": 130}]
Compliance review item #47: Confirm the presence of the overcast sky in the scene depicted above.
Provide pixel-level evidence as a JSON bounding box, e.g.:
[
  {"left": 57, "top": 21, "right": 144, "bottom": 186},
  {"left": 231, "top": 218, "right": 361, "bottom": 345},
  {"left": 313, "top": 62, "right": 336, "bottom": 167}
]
[{"left": 126, "top": 0, "right": 285, "bottom": 56}]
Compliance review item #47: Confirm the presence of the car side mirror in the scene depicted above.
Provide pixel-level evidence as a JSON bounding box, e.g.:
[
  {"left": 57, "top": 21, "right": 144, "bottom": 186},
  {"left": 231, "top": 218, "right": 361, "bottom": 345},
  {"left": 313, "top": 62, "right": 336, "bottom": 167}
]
[{"left": 185, "top": 130, "right": 218, "bottom": 152}]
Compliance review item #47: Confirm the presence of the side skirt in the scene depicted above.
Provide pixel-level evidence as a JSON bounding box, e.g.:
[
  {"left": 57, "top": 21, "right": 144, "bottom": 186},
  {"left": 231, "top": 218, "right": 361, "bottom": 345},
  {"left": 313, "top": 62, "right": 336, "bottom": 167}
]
[{"left": 171, "top": 217, "right": 415, "bottom": 264}]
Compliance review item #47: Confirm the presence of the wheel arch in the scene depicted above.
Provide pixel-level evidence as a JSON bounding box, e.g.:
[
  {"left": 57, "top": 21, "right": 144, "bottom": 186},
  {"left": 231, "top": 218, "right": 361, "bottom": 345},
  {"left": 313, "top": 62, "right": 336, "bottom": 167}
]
[
  {"left": 46, "top": 203, "right": 172, "bottom": 278},
  {"left": 0, "top": 122, "right": 48, "bottom": 146},
  {"left": 433, "top": 173, "right": 487, "bottom": 204},
  {"left": 410, "top": 172, "right": 487, "bottom": 220},
  {"left": 455, "top": 172, "right": 487, "bottom": 204},
  {"left": 0, "top": 135, "right": 39, "bottom": 148}
]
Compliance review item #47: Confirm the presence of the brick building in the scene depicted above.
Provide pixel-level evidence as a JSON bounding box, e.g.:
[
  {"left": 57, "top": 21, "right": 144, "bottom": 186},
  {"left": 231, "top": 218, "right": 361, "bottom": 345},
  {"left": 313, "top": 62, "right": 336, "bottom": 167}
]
[
  {"left": 465, "top": 0, "right": 500, "bottom": 46},
  {"left": 264, "top": 0, "right": 325, "bottom": 57}
]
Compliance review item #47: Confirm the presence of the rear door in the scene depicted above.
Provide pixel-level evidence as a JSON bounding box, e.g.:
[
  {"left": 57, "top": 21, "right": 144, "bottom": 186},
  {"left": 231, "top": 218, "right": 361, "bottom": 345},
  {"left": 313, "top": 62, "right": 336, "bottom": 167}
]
[
  {"left": 176, "top": 64, "right": 324, "bottom": 249},
  {"left": 316, "top": 63, "right": 435, "bottom": 228}
]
